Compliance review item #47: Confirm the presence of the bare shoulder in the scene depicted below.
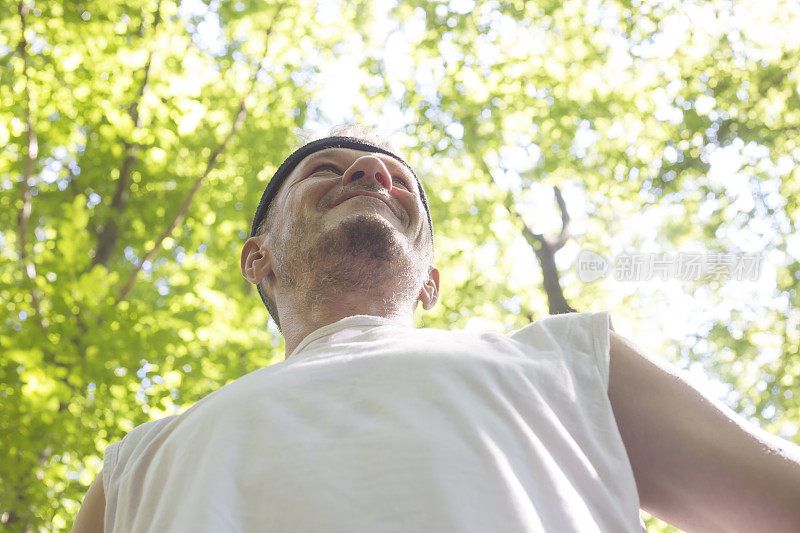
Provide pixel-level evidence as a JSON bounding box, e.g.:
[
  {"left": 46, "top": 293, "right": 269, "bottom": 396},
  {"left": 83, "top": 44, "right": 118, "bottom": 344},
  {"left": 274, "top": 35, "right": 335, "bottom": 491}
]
[
  {"left": 607, "top": 330, "right": 800, "bottom": 532},
  {"left": 71, "top": 470, "right": 105, "bottom": 533}
]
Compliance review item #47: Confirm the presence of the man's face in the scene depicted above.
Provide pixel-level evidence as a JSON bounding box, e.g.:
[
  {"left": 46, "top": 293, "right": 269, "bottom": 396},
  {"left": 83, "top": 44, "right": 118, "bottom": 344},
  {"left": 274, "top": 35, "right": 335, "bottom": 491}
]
[{"left": 263, "top": 147, "right": 433, "bottom": 298}]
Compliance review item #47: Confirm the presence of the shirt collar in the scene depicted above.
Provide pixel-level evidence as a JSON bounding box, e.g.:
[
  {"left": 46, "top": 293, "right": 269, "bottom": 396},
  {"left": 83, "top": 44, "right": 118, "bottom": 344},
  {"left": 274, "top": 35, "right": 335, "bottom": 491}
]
[{"left": 286, "top": 314, "right": 413, "bottom": 360}]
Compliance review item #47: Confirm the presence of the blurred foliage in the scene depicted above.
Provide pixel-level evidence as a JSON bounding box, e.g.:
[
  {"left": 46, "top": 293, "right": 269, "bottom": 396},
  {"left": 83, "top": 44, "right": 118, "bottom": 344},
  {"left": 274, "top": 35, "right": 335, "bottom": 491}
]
[{"left": 1, "top": 0, "right": 799, "bottom": 531}]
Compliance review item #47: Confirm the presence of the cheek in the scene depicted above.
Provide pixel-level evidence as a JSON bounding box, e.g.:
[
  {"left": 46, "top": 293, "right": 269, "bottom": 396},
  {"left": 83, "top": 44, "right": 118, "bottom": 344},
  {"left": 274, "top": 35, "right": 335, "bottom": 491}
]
[
  {"left": 406, "top": 198, "right": 423, "bottom": 227},
  {"left": 283, "top": 186, "right": 324, "bottom": 223}
]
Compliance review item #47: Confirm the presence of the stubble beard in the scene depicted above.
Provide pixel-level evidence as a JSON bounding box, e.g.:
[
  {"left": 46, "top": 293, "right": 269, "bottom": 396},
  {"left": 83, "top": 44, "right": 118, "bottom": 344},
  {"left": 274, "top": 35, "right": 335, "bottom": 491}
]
[{"left": 273, "top": 212, "right": 423, "bottom": 309}]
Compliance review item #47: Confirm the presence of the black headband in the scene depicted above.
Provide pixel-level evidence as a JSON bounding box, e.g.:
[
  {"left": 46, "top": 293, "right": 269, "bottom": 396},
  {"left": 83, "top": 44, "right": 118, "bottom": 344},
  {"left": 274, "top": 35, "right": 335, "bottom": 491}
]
[{"left": 249, "top": 136, "right": 433, "bottom": 240}]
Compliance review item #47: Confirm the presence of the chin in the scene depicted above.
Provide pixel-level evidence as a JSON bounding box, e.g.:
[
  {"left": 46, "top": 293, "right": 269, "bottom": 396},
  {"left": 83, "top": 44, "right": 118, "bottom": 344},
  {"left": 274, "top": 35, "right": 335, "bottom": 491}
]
[{"left": 329, "top": 213, "right": 404, "bottom": 261}]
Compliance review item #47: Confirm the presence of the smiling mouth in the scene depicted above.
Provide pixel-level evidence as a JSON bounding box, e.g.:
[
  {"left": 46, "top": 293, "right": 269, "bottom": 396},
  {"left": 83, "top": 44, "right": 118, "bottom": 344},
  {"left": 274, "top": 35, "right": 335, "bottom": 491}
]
[
  {"left": 341, "top": 196, "right": 394, "bottom": 217},
  {"left": 335, "top": 193, "right": 396, "bottom": 215},
  {"left": 344, "top": 195, "right": 383, "bottom": 204}
]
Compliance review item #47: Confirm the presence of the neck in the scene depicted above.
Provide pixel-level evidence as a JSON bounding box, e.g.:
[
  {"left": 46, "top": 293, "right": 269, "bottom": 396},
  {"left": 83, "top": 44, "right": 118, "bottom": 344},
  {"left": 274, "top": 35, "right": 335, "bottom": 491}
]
[{"left": 279, "top": 289, "right": 415, "bottom": 357}]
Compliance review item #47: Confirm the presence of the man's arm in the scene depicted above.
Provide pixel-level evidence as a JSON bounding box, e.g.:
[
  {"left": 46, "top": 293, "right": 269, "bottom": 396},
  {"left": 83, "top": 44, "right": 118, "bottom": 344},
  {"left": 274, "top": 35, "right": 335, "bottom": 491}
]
[
  {"left": 607, "top": 331, "right": 800, "bottom": 532},
  {"left": 71, "top": 470, "right": 104, "bottom": 533}
]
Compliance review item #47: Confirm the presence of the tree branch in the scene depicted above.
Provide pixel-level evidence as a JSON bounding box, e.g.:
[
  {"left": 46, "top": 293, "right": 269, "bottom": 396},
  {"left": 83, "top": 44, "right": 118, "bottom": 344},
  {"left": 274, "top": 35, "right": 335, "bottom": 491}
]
[
  {"left": 478, "top": 156, "right": 576, "bottom": 316},
  {"left": 90, "top": 1, "right": 162, "bottom": 269},
  {"left": 114, "top": 29, "right": 280, "bottom": 304},
  {"left": 116, "top": 99, "right": 248, "bottom": 304},
  {"left": 547, "top": 185, "right": 570, "bottom": 251},
  {"left": 522, "top": 222, "right": 576, "bottom": 315},
  {"left": 15, "top": 0, "right": 47, "bottom": 329}
]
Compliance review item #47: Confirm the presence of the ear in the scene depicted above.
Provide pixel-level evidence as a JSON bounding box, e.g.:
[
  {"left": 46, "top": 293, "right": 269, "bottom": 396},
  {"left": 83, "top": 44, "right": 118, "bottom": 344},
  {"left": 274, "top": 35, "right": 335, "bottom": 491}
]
[
  {"left": 417, "top": 265, "right": 440, "bottom": 310},
  {"left": 241, "top": 235, "right": 275, "bottom": 299}
]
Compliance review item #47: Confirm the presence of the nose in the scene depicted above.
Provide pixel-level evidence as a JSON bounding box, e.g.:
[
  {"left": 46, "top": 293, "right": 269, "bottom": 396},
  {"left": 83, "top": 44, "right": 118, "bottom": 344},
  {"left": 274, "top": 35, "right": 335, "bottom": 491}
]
[{"left": 341, "top": 155, "right": 393, "bottom": 190}]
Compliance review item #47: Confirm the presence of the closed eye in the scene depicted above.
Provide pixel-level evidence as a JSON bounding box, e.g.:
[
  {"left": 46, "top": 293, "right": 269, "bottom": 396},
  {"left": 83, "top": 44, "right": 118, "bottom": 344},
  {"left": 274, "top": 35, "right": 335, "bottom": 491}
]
[
  {"left": 392, "top": 176, "right": 412, "bottom": 190},
  {"left": 311, "top": 164, "right": 341, "bottom": 175}
]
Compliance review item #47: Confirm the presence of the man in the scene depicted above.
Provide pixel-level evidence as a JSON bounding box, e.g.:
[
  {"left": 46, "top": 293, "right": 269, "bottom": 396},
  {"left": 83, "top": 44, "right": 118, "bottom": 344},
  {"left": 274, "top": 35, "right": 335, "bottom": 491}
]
[{"left": 74, "top": 126, "right": 800, "bottom": 532}]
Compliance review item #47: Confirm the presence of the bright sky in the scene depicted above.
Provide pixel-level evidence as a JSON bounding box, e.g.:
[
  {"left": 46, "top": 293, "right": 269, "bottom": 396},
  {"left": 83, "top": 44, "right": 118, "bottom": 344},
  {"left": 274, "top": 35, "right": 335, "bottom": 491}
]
[{"left": 172, "top": 0, "right": 797, "bottom": 437}]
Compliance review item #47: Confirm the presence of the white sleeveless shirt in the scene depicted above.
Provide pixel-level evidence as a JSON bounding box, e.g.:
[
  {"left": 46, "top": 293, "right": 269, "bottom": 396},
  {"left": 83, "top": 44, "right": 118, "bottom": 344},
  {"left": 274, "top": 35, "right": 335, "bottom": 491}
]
[{"left": 103, "top": 311, "right": 646, "bottom": 532}]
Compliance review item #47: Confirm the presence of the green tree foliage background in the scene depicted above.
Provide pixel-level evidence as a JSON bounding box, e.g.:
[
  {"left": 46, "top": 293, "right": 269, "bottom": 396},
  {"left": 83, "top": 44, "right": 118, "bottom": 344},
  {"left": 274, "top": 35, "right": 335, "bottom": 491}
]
[{"left": 1, "top": 0, "right": 799, "bottom": 530}]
